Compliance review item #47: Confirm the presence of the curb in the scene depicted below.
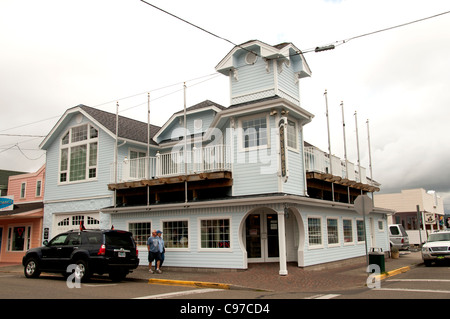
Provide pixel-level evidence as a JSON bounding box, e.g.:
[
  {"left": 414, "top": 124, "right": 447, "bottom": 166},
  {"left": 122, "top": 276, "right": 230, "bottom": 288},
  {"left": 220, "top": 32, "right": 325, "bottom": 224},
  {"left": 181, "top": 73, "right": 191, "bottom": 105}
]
[
  {"left": 148, "top": 278, "right": 262, "bottom": 291},
  {"left": 148, "top": 278, "right": 232, "bottom": 290},
  {"left": 376, "top": 266, "right": 411, "bottom": 281}
]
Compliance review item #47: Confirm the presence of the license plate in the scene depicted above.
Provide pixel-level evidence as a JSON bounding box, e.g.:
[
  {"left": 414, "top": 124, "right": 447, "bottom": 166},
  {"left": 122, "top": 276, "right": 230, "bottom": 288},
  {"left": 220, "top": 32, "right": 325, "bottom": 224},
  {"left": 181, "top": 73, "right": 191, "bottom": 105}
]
[
  {"left": 437, "top": 256, "right": 444, "bottom": 260},
  {"left": 118, "top": 251, "right": 126, "bottom": 257}
]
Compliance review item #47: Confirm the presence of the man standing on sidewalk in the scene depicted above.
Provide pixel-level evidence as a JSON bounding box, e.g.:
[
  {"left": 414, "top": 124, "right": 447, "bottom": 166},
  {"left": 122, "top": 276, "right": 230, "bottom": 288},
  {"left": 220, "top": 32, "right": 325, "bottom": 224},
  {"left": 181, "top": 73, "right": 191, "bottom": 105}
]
[{"left": 147, "top": 230, "right": 162, "bottom": 274}]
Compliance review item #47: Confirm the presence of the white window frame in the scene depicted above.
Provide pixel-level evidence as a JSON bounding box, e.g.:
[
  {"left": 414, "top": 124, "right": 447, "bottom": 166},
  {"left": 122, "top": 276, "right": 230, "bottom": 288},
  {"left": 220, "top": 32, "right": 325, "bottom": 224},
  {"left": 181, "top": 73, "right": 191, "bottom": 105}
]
[
  {"left": 35, "top": 180, "right": 42, "bottom": 197},
  {"left": 127, "top": 220, "right": 152, "bottom": 248},
  {"left": 20, "top": 182, "right": 26, "bottom": 199},
  {"left": 7, "top": 224, "right": 32, "bottom": 252},
  {"left": 343, "top": 218, "right": 354, "bottom": 245},
  {"left": 59, "top": 123, "right": 99, "bottom": 184},
  {"left": 326, "top": 217, "right": 340, "bottom": 247},
  {"left": 307, "top": 216, "right": 323, "bottom": 249},
  {"left": 356, "top": 219, "right": 366, "bottom": 243},
  {"left": 198, "top": 216, "right": 232, "bottom": 251},
  {"left": 161, "top": 218, "right": 190, "bottom": 251},
  {"left": 238, "top": 114, "right": 270, "bottom": 152},
  {"left": 286, "top": 118, "right": 299, "bottom": 152}
]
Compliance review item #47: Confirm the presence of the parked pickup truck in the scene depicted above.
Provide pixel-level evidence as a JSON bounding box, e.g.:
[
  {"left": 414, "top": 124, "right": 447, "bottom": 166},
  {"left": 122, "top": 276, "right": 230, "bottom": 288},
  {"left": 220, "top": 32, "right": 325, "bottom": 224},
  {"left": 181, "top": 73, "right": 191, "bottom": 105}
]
[{"left": 389, "top": 224, "right": 410, "bottom": 251}]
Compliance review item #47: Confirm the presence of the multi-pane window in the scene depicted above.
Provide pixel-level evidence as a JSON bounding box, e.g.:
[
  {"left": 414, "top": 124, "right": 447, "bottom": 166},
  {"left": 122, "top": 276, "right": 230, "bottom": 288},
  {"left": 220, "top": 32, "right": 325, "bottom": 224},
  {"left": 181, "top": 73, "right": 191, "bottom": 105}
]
[
  {"left": 163, "top": 220, "right": 189, "bottom": 249},
  {"left": 200, "top": 218, "right": 230, "bottom": 249},
  {"left": 357, "top": 220, "right": 365, "bottom": 242},
  {"left": 60, "top": 124, "right": 98, "bottom": 183},
  {"left": 36, "top": 180, "right": 42, "bottom": 197},
  {"left": 8, "top": 226, "right": 31, "bottom": 251},
  {"left": 308, "top": 217, "right": 322, "bottom": 246},
  {"left": 20, "top": 182, "right": 26, "bottom": 198},
  {"left": 343, "top": 219, "right": 353, "bottom": 243},
  {"left": 241, "top": 116, "right": 268, "bottom": 149},
  {"left": 287, "top": 120, "right": 298, "bottom": 149},
  {"left": 72, "top": 215, "right": 84, "bottom": 226},
  {"left": 129, "top": 222, "right": 152, "bottom": 246},
  {"left": 327, "top": 218, "right": 339, "bottom": 245}
]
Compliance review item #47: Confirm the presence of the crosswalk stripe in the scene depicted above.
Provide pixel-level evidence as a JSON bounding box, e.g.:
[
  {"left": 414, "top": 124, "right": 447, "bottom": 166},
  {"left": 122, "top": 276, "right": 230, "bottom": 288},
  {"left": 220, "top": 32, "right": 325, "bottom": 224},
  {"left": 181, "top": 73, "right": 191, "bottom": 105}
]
[
  {"left": 306, "top": 294, "right": 340, "bottom": 299},
  {"left": 134, "top": 288, "right": 223, "bottom": 299}
]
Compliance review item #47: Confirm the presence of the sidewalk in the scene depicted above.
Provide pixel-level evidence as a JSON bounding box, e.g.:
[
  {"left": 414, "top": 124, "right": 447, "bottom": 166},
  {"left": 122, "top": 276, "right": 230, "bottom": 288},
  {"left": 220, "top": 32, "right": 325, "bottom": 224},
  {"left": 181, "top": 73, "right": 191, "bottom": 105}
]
[
  {"left": 0, "top": 250, "right": 423, "bottom": 293},
  {"left": 139, "top": 250, "right": 423, "bottom": 292}
]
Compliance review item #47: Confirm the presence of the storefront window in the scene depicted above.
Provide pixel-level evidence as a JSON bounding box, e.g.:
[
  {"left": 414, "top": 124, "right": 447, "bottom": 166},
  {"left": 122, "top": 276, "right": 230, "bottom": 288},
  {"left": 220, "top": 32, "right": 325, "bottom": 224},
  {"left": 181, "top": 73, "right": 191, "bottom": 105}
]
[
  {"left": 163, "top": 220, "right": 189, "bottom": 249},
  {"left": 200, "top": 218, "right": 230, "bottom": 249},
  {"left": 8, "top": 226, "right": 30, "bottom": 251}
]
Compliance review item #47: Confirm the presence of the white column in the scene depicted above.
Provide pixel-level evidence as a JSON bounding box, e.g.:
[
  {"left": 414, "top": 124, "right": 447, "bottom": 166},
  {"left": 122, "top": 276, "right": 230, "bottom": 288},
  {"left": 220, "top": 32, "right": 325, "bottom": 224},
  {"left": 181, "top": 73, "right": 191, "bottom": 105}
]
[{"left": 277, "top": 211, "right": 288, "bottom": 276}]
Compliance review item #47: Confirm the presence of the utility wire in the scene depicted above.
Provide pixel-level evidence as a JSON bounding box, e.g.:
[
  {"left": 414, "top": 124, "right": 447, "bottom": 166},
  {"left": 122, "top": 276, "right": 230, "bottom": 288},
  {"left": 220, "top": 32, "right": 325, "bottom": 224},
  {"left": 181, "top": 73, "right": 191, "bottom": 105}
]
[{"left": 139, "top": 0, "right": 259, "bottom": 57}]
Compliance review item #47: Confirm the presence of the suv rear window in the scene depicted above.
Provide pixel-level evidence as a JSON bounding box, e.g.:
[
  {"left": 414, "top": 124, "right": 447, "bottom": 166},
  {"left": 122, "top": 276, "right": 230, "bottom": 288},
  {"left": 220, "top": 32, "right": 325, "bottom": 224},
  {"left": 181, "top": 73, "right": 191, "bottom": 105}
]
[{"left": 105, "top": 232, "right": 134, "bottom": 247}]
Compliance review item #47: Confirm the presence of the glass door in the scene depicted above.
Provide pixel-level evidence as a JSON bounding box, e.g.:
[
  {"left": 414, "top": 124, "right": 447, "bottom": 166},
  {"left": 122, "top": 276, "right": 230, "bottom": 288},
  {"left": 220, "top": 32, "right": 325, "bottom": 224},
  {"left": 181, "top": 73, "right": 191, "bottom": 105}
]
[
  {"left": 266, "top": 214, "right": 279, "bottom": 259},
  {"left": 246, "top": 212, "right": 279, "bottom": 262},
  {"left": 246, "top": 214, "right": 262, "bottom": 260}
]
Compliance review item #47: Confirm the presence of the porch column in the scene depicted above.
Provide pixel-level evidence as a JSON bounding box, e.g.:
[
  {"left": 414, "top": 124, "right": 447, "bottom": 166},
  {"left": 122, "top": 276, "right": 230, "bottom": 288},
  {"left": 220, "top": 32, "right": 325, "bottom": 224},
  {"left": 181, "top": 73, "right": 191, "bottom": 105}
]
[{"left": 277, "top": 211, "right": 288, "bottom": 276}]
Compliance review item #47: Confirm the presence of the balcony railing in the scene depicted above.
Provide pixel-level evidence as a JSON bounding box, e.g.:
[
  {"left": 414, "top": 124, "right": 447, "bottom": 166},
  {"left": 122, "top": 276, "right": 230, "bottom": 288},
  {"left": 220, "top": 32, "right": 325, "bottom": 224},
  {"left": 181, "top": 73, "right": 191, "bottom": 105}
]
[
  {"left": 304, "top": 146, "right": 367, "bottom": 183},
  {"left": 111, "top": 144, "right": 232, "bottom": 183}
]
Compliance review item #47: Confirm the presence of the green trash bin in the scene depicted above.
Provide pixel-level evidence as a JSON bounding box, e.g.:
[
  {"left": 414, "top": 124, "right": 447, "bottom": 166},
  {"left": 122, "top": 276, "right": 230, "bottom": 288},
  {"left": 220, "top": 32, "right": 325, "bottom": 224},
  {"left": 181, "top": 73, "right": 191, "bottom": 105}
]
[{"left": 368, "top": 248, "right": 385, "bottom": 273}]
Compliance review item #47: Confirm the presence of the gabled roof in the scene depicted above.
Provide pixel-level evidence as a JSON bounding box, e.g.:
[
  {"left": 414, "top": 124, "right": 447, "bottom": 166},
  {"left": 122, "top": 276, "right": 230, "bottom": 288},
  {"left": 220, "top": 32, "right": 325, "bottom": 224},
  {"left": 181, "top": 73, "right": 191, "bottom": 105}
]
[
  {"left": 79, "top": 105, "right": 160, "bottom": 145},
  {"left": 215, "top": 39, "right": 311, "bottom": 77},
  {"left": 153, "top": 100, "right": 226, "bottom": 143},
  {"left": 40, "top": 104, "right": 161, "bottom": 149}
]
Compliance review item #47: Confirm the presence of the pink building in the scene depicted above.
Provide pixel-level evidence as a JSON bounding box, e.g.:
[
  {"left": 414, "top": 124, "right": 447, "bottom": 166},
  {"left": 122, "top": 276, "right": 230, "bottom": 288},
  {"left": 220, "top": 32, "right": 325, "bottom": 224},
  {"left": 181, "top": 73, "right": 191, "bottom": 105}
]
[{"left": 0, "top": 165, "right": 45, "bottom": 263}]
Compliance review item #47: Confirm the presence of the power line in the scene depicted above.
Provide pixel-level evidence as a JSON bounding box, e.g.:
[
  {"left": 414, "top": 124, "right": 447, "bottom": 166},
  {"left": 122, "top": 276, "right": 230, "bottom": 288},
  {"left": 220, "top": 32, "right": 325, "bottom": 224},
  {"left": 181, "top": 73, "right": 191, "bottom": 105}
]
[
  {"left": 301, "top": 9, "right": 450, "bottom": 55},
  {"left": 0, "top": 134, "right": 46, "bottom": 138},
  {"left": 139, "top": 0, "right": 260, "bottom": 57}
]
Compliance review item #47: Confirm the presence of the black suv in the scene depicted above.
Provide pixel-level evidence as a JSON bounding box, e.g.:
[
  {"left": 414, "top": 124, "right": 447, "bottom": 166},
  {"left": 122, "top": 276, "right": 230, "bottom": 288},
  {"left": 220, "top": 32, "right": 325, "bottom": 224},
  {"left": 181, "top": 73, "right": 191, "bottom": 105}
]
[{"left": 23, "top": 229, "right": 139, "bottom": 282}]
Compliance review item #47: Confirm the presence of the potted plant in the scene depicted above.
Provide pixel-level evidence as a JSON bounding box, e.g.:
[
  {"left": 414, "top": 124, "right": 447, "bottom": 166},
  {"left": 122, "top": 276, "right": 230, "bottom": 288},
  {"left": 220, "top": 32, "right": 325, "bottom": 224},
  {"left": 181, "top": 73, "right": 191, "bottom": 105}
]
[{"left": 391, "top": 246, "right": 399, "bottom": 259}]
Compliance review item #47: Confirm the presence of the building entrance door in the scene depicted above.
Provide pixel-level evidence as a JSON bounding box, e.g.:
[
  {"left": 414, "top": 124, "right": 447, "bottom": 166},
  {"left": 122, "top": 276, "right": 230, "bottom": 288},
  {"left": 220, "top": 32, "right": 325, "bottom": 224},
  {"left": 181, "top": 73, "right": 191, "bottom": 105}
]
[{"left": 245, "top": 212, "right": 279, "bottom": 262}]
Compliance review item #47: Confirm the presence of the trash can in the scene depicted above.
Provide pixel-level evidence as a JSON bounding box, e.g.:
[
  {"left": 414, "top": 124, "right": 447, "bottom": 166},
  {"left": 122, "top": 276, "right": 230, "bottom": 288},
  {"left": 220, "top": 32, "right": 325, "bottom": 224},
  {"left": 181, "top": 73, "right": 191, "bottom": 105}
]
[{"left": 368, "top": 248, "right": 385, "bottom": 273}]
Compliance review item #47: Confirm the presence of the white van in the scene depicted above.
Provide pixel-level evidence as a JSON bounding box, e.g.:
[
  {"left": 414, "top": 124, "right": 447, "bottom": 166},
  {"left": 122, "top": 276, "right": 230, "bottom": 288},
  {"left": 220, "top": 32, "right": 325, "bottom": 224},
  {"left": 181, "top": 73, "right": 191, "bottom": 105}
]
[{"left": 388, "top": 224, "right": 410, "bottom": 250}]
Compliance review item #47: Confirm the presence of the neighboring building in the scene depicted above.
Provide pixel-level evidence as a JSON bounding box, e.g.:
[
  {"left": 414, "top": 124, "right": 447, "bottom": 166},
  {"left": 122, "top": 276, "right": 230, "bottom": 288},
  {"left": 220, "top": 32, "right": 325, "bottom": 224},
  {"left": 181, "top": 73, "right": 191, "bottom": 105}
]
[
  {"left": 0, "top": 169, "right": 26, "bottom": 196},
  {"left": 374, "top": 188, "right": 445, "bottom": 245},
  {"left": 0, "top": 165, "right": 45, "bottom": 263},
  {"left": 40, "top": 40, "right": 389, "bottom": 274}
]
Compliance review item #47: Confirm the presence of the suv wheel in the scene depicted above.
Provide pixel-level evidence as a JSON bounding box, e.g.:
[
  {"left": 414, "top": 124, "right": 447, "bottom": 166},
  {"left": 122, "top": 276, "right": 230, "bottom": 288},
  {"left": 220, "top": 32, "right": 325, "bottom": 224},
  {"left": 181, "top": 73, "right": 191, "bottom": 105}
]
[
  {"left": 24, "top": 257, "right": 41, "bottom": 278},
  {"left": 74, "top": 260, "right": 91, "bottom": 282}
]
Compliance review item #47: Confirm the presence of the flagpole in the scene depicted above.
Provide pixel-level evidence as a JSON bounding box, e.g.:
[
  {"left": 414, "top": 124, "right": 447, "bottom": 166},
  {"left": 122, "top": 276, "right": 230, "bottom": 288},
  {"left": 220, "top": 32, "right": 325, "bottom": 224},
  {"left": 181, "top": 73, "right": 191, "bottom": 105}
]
[
  {"left": 341, "top": 101, "right": 350, "bottom": 203},
  {"left": 114, "top": 102, "right": 119, "bottom": 208},
  {"left": 366, "top": 119, "right": 374, "bottom": 203},
  {"left": 184, "top": 82, "right": 188, "bottom": 203},
  {"left": 354, "top": 111, "right": 362, "bottom": 195},
  {"left": 147, "top": 93, "right": 150, "bottom": 206},
  {"left": 324, "top": 90, "right": 334, "bottom": 201}
]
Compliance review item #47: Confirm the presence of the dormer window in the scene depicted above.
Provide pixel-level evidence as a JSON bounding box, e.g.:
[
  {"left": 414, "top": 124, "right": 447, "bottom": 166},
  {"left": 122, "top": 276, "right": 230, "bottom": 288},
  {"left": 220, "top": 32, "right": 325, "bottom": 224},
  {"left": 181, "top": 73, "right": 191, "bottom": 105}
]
[
  {"left": 245, "top": 52, "right": 258, "bottom": 65},
  {"left": 59, "top": 124, "right": 98, "bottom": 183}
]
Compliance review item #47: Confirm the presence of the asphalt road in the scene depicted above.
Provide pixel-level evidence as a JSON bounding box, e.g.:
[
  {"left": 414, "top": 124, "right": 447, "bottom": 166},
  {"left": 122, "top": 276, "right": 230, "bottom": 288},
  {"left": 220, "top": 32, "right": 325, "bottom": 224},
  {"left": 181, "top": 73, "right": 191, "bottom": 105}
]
[{"left": 0, "top": 262, "right": 448, "bottom": 316}]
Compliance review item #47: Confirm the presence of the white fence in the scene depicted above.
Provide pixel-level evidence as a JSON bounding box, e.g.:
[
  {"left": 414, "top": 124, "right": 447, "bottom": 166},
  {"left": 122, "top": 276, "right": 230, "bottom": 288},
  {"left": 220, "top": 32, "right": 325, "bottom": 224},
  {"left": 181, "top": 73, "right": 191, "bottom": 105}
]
[
  {"left": 304, "top": 146, "right": 367, "bottom": 183},
  {"left": 111, "top": 145, "right": 231, "bottom": 183}
]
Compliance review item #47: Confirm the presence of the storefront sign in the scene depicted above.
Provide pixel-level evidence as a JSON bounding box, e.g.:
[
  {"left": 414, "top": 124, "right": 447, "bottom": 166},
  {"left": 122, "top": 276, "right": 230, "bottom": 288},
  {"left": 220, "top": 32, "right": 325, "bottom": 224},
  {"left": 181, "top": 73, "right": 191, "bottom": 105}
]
[
  {"left": 0, "top": 196, "right": 14, "bottom": 211},
  {"left": 279, "top": 117, "right": 288, "bottom": 182}
]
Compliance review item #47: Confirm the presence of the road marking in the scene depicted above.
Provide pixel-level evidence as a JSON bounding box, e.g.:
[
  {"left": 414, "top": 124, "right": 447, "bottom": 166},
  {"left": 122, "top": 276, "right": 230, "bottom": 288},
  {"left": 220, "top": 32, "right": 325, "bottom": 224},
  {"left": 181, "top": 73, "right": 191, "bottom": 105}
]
[
  {"left": 387, "top": 279, "right": 450, "bottom": 283},
  {"left": 306, "top": 294, "right": 340, "bottom": 299},
  {"left": 374, "top": 288, "right": 450, "bottom": 294},
  {"left": 134, "top": 288, "right": 223, "bottom": 299},
  {"left": 83, "top": 283, "right": 118, "bottom": 287}
]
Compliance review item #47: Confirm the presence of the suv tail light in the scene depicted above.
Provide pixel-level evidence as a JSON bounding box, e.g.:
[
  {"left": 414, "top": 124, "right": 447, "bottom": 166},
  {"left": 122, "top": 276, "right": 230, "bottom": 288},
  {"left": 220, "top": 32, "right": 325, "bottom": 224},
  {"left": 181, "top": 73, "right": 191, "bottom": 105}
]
[
  {"left": 98, "top": 244, "right": 106, "bottom": 256},
  {"left": 136, "top": 248, "right": 139, "bottom": 256}
]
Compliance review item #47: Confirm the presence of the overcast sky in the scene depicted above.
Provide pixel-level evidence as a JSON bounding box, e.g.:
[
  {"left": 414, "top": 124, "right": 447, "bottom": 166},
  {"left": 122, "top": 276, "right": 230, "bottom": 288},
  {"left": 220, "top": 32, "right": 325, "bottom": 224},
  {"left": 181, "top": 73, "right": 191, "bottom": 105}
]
[{"left": 1, "top": 0, "right": 449, "bottom": 212}]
